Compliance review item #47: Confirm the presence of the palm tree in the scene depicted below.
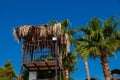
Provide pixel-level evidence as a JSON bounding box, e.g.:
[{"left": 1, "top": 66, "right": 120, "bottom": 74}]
[
  {"left": 77, "top": 16, "right": 120, "bottom": 80},
  {"left": 67, "top": 27, "right": 91, "bottom": 80},
  {"left": 67, "top": 26, "right": 91, "bottom": 80},
  {"left": 46, "top": 20, "right": 77, "bottom": 80},
  {"left": 74, "top": 40, "right": 91, "bottom": 80},
  {"left": 61, "top": 20, "right": 77, "bottom": 80},
  {"left": 62, "top": 51, "right": 76, "bottom": 80},
  {"left": 50, "top": 19, "right": 77, "bottom": 80},
  {"left": 83, "top": 58, "right": 90, "bottom": 80}
]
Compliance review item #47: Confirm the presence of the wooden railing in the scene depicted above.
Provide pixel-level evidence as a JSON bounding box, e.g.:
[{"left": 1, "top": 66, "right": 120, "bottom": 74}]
[
  {"left": 23, "top": 50, "right": 56, "bottom": 63},
  {"left": 23, "top": 40, "right": 57, "bottom": 63}
]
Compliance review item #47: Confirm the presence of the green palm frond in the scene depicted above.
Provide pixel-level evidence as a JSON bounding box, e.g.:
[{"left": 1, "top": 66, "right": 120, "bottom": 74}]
[
  {"left": 114, "top": 30, "right": 120, "bottom": 40},
  {"left": 69, "top": 37, "right": 76, "bottom": 44},
  {"left": 67, "top": 29, "right": 77, "bottom": 36},
  {"left": 76, "top": 37, "right": 90, "bottom": 43},
  {"left": 75, "top": 41, "right": 100, "bottom": 59},
  {"left": 75, "top": 16, "right": 120, "bottom": 59},
  {"left": 62, "top": 52, "right": 77, "bottom": 72},
  {"left": 66, "top": 29, "right": 77, "bottom": 44},
  {"left": 77, "top": 27, "right": 91, "bottom": 35},
  {"left": 102, "top": 16, "right": 120, "bottom": 38},
  {"left": 61, "top": 19, "right": 70, "bottom": 28},
  {"left": 89, "top": 17, "right": 101, "bottom": 31},
  {"left": 49, "top": 20, "right": 58, "bottom": 25},
  {"left": 112, "top": 19, "right": 120, "bottom": 29},
  {"left": 61, "top": 19, "right": 70, "bottom": 33},
  {"left": 104, "top": 16, "right": 114, "bottom": 26}
]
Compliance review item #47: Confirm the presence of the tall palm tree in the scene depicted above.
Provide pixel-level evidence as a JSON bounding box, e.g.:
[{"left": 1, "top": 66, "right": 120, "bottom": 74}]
[
  {"left": 83, "top": 58, "right": 90, "bottom": 80},
  {"left": 50, "top": 19, "right": 77, "bottom": 80},
  {"left": 74, "top": 39, "right": 91, "bottom": 80},
  {"left": 77, "top": 16, "right": 120, "bottom": 80},
  {"left": 67, "top": 26, "right": 91, "bottom": 80},
  {"left": 67, "top": 27, "right": 91, "bottom": 80},
  {"left": 61, "top": 20, "right": 77, "bottom": 80}
]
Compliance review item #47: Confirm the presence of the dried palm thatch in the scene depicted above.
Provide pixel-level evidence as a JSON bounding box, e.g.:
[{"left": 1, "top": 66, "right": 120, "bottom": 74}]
[
  {"left": 13, "top": 23, "right": 70, "bottom": 54},
  {"left": 14, "top": 24, "right": 60, "bottom": 42}
]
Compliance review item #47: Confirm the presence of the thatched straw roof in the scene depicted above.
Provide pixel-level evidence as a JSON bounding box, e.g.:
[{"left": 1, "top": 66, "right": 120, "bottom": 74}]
[
  {"left": 13, "top": 23, "right": 62, "bottom": 43},
  {"left": 13, "top": 23, "right": 70, "bottom": 53}
]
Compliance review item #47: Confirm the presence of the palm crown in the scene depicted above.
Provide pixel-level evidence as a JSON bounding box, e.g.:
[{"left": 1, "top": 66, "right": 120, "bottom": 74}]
[
  {"left": 77, "top": 17, "right": 120, "bottom": 58},
  {"left": 75, "top": 16, "right": 120, "bottom": 80}
]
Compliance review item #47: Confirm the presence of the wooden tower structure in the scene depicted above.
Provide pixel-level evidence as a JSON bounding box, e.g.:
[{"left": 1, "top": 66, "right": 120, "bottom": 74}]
[{"left": 13, "top": 23, "right": 70, "bottom": 80}]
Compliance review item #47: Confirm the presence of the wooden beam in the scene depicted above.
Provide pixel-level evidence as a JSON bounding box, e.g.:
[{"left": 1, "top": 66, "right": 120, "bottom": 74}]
[
  {"left": 33, "top": 63, "right": 40, "bottom": 70},
  {"left": 45, "top": 59, "right": 51, "bottom": 70},
  {"left": 23, "top": 64, "right": 30, "bottom": 71}
]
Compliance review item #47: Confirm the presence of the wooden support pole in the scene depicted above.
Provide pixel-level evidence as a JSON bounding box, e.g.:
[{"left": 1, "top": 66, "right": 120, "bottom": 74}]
[{"left": 19, "top": 45, "right": 25, "bottom": 80}]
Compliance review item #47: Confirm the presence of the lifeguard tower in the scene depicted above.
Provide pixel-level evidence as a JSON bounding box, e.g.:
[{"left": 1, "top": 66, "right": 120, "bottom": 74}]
[{"left": 13, "top": 23, "right": 70, "bottom": 80}]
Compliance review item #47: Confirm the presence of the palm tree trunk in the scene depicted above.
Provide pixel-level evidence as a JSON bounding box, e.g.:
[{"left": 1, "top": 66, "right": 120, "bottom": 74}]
[
  {"left": 100, "top": 53, "right": 111, "bottom": 80},
  {"left": 65, "top": 69, "right": 69, "bottom": 80},
  {"left": 84, "top": 58, "right": 90, "bottom": 80}
]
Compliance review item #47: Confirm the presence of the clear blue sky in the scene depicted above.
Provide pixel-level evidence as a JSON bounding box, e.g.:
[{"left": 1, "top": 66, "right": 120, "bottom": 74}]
[{"left": 0, "top": 0, "right": 120, "bottom": 80}]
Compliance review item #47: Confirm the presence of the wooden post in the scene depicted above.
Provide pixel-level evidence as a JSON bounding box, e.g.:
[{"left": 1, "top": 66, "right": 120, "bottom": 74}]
[
  {"left": 19, "top": 45, "right": 25, "bottom": 80},
  {"left": 53, "top": 37, "right": 58, "bottom": 80},
  {"left": 55, "top": 40, "right": 58, "bottom": 80},
  {"left": 59, "top": 70, "right": 62, "bottom": 80}
]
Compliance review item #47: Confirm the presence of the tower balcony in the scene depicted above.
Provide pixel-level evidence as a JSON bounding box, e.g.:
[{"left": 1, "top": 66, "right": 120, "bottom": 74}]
[{"left": 22, "top": 39, "right": 63, "bottom": 71}]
